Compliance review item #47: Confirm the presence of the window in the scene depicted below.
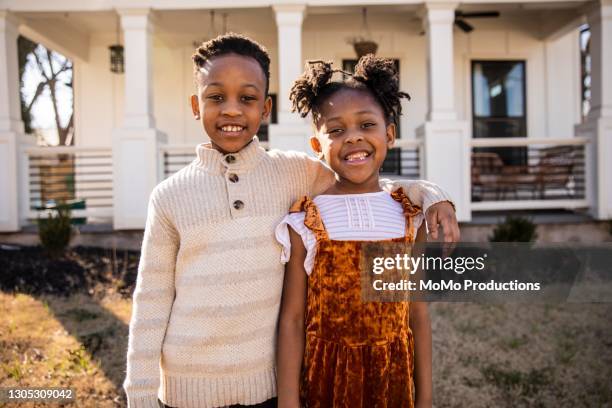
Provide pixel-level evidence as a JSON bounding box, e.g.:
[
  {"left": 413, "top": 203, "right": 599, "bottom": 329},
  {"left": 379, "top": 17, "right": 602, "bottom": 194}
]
[
  {"left": 580, "top": 25, "right": 591, "bottom": 121},
  {"left": 256, "top": 93, "right": 277, "bottom": 142},
  {"left": 472, "top": 60, "right": 527, "bottom": 166},
  {"left": 342, "top": 59, "right": 402, "bottom": 175}
]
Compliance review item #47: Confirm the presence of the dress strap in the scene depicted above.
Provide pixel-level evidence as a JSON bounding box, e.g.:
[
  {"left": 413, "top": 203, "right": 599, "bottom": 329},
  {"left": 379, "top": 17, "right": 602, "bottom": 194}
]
[
  {"left": 390, "top": 187, "right": 422, "bottom": 243},
  {"left": 289, "top": 196, "right": 329, "bottom": 240}
]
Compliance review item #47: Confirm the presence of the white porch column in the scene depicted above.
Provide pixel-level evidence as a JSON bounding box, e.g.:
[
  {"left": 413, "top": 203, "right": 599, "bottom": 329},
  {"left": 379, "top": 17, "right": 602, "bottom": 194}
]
[
  {"left": 0, "top": 11, "right": 25, "bottom": 231},
  {"left": 576, "top": 0, "right": 612, "bottom": 219},
  {"left": 112, "top": 8, "right": 166, "bottom": 230},
  {"left": 417, "top": 3, "right": 471, "bottom": 221},
  {"left": 269, "top": 4, "right": 311, "bottom": 153}
]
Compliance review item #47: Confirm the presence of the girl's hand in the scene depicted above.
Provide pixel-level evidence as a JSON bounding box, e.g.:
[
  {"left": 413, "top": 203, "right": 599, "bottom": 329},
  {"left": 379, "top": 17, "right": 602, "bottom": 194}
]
[
  {"left": 425, "top": 200, "right": 460, "bottom": 257},
  {"left": 426, "top": 200, "right": 460, "bottom": 242}
]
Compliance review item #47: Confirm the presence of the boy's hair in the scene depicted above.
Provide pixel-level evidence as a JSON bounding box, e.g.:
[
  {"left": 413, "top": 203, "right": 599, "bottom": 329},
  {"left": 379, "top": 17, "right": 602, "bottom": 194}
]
[
  {"left": 192, "top": 33, "right": 271, "bottom": 95},
  {"left": 289, "top": 55, "right": 410, "bottom": 125}
]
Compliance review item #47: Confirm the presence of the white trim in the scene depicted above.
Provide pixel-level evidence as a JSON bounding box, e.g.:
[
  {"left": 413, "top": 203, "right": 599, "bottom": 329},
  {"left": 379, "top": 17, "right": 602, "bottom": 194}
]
[
  {"left": 0, "top": 0, "right": 587, "bottom": 12},
  {"left": 394, "top": 138, "right": 422, "bottom": 148},
  {"left": 471, "top": 199, "right": 589, "bottom": 211},
  {"left": 470, "top": 136, "right": 589, "bottom": 147},
  {"left": 28, "top": 207, "right": 113, "bottom": 220},
  {"left": 23, "top": 145, "right": 112, "bottom": 154}
]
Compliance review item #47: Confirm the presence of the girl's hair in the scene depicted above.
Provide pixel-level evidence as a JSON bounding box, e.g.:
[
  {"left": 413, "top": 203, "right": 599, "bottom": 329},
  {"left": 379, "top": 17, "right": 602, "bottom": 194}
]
[
  {"left": 192, "top": 33, "right": 271, "bottom": 95},
  {"left": 289, "top": 54, "right": 410, "bottom": 125}
]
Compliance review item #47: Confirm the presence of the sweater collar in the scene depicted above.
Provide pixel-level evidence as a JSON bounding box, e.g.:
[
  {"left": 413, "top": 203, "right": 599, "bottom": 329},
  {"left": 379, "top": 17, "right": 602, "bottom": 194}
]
[{"left": 194, "top": 136, "right": 265, "bottom": 174}]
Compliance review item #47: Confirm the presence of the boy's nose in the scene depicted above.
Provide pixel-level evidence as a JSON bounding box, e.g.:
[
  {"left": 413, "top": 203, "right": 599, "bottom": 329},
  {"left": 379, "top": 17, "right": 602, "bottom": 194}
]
[{"left": 221, "top": 102, "right": 242, "bottom": 117}]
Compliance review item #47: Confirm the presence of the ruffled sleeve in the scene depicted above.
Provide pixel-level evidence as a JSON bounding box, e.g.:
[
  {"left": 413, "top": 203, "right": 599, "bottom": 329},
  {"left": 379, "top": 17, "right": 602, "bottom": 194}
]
[
  {"left": 274, "top": 212, "right": 317, "bottom": 275},
  {"left": 391, "top": 187, "right": 423, "bottom": 243}
]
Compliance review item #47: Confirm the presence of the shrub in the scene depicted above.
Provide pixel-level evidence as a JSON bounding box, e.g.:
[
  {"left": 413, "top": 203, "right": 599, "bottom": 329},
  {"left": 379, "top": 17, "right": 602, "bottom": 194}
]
[
  {"left": 38, "top": 203, "right": 73, "bottom": 257},
  {"left": 489, "top": 216, "right": 538, "bottom": 243}
]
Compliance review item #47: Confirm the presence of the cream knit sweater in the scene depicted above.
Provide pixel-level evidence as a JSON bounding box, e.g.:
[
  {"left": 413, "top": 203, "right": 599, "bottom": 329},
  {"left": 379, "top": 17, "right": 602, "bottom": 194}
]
[{"left": 124, "top": 137, "right": 452, "bottom": 408}]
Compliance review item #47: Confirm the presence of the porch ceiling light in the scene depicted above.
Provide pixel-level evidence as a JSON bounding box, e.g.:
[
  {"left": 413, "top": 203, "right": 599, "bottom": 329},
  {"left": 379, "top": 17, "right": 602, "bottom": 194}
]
[
  {"left": 347, "top": 7, "right": 378, "bottom": 58},
  {"left": 109, "top": 13, "right": 124, "bottom": 74},
  {"left": 192, "top": 11, "right": 228, "bottom": 48},
  {"left": 109, "top": 45, "right": 124, "bottom": 74}
]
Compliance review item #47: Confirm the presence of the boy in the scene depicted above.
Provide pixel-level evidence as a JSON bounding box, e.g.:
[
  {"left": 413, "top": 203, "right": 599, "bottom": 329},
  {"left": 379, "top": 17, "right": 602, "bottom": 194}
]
[{"left": 124, "top": 33, "right": 458, "bottom": 408}]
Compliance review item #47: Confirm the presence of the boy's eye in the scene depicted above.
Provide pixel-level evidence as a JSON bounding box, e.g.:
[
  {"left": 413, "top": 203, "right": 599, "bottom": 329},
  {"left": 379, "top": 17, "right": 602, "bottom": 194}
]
[
  {"left": 329, "top": 128, "right": 344, "bottom": 135},
  {"left": 207, "top": 94, "right": 223, "bottom": 101},
  {"left": 362, "top": 122, "right": 376, "bottom": 128},
  {"left": 241, "top": 95, "right": 257, "bottom": 102}
]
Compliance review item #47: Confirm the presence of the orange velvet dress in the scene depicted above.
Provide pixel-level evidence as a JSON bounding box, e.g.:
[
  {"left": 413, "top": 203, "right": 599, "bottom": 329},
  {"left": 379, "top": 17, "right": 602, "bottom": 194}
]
[{"left": 290, "top": 188, "right": 422, "bottom": 408}]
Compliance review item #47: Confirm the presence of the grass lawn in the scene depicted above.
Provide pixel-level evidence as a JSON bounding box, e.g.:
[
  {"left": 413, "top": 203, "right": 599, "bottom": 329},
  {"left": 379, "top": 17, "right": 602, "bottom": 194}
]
[
  {"left": 1, "top": 290, "right": 610, "bottom": 407},
  {"left": 0, "top": 292, "right": 130, "bottom": 407}
]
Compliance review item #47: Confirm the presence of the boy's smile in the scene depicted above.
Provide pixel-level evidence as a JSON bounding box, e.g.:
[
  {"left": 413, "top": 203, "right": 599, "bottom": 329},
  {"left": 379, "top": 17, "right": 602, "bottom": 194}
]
[
  {"left": 311, "top": 88, "right": 395, "bottom": 193},
  {"left": 191, "top": 53, "right": 271, "bottom": 154}
]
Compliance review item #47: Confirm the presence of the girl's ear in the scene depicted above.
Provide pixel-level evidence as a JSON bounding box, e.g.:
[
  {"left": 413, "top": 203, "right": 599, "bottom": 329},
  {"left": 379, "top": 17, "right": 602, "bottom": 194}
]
[
  {"left": 190, "top": 95, "right": 200, "bottom": 120},
  {"left": 310, "top": 136, "right": 324, "bottom": 159},
  {"left": 385, "top": 122, "right": 397, "bottom": 148},
  {"left": 262, "top": 95, "right": 273, "bottom": 121}
]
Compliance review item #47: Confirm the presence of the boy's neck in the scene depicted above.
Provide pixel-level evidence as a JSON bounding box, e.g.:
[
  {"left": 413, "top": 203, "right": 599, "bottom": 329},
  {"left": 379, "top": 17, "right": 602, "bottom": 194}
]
[{"left": 208, "top": 138, "right": 254, "bottom": 155}]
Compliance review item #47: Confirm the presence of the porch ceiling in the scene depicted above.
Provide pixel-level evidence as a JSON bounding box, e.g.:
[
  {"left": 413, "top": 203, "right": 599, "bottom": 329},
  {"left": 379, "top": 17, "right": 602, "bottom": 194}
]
[
  {"left": 11, "top": 0, "right": 589, "bottom": 58},
  {"left": 12, "top": 0, "right": 590, "bottom": 33}
]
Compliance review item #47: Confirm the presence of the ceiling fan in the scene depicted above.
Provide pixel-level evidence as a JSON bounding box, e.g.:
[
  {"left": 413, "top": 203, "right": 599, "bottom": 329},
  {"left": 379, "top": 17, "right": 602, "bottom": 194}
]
[{"left": 454, "top": 10, "right": 500, "bottom": 33}]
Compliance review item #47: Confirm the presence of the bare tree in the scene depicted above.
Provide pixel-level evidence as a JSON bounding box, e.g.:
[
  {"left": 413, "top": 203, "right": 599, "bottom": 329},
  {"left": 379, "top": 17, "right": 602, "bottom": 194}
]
[{"left": 19, "top": 35, "right": 74, "bottom": 146}]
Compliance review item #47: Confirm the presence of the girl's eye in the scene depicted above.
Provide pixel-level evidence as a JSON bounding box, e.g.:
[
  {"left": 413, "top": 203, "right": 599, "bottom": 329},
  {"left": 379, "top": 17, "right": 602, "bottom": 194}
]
[
  {"left": 207, "top": 95, "right": 223, "bottom": 101},
  {"left": 329, "top": 128, "right": 344, "bottom": 135},
  {"left": 362, "top": 122, "right": 376, "bottom": 128}
]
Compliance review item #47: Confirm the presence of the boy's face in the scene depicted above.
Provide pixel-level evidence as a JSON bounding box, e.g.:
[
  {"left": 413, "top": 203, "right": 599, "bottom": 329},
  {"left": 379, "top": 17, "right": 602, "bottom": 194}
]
[
  {"left": 310, "top": 88, "right": 395, "bottom": 187},
  {"left": 191, "top": 53, "right": 272, "bottom": 154}
]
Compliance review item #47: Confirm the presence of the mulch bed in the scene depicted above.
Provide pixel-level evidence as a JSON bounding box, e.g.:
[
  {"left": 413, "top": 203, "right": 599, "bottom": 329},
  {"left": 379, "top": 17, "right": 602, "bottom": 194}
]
[{"left": 0, "top": 245, "right": 139, "bottom": 297}]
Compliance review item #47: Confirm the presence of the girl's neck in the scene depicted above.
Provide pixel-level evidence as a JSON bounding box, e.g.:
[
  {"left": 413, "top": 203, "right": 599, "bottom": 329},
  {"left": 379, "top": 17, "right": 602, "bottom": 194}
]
[{"left": 323, "top": 175, "right": 382, "bottom": 195}]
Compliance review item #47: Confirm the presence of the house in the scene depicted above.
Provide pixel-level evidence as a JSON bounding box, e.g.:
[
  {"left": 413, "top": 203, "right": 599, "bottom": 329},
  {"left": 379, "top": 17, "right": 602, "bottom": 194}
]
[{"left": 0, "top": 0, "right": 610, "bottom": 231}]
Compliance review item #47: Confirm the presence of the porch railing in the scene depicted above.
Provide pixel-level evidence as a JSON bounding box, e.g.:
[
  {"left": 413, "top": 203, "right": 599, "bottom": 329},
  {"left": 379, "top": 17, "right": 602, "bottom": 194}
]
[
  {"left": 22, "top": 146, "right": 114, "bottom": 222},
  {"left": 469, "top": 137, "right": 589, "bottom": 211},
  {"left": 382, "top": 138, "right": 421, "bottom": 179}
]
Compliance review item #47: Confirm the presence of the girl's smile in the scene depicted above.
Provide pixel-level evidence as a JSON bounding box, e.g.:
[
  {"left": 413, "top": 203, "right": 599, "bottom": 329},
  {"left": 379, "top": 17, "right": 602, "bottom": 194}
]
[{"left": 342, "top": 148, "right": 373, "bottom": 164}]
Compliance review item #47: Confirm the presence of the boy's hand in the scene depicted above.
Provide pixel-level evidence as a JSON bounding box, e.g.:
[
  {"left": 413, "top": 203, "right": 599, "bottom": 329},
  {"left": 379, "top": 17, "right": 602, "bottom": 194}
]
[{"left": 425, "top": 201, "right": 460, "bottom": 250}]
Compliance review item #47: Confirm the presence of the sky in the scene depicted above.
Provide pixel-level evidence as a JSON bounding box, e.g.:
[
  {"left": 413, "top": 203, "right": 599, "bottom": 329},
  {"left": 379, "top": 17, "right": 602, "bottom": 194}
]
[{"left": 21, "top": 44, "right": 73, "bottom": 145}]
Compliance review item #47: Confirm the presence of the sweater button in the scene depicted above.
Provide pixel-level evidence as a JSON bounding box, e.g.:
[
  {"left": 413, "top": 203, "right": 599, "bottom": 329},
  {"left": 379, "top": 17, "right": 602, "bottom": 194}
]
[
  {"left": 225, "top": 155, "right": 236, "bottom": 164},
  {"left": 233, "top": 200, "right": 244, "bottom": 210},
  {"left": 229, "top": 173, "right": 239, "bottom": 183}
]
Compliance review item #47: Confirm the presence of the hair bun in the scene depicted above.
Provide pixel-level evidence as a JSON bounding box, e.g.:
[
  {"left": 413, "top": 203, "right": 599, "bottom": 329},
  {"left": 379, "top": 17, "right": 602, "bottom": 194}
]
[
  {"left": 290, "top": 60, "right": 334, "bottom": 117},
  {"left": 353, "top": 54, "right": 410, "bottom": 123}
]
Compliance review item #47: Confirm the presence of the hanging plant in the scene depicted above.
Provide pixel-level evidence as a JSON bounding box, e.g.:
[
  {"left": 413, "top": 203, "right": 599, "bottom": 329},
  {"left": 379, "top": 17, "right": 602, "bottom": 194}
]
[{"left": 347, "top": 8, "right": 378, "bottom": 58}]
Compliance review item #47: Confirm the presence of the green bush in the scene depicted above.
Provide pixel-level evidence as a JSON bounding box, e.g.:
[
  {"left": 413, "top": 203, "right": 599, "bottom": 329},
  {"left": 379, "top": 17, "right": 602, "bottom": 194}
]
[
  {"left": 38, "top": 203, "right": 73, "bottom": 257},
  {"left": 489, "top": 216, "right": 538, "bottom": 243}
]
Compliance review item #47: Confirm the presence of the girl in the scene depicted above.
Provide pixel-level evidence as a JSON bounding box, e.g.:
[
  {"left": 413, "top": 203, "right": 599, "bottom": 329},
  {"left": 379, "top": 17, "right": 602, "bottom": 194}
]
[{"left": 276, "top": 56, "right": 432, "bottom": 408}]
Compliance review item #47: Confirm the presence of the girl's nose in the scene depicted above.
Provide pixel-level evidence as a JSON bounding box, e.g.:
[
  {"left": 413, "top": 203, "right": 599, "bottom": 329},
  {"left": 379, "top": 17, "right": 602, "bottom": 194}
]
[{"left": 344, "top": 131, "right": 364, "bottom": 144}]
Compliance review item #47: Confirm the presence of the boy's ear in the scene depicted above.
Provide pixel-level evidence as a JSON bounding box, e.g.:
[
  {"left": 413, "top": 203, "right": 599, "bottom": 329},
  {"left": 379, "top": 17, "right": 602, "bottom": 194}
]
[
  {"left": 386, "top": 123, "right": 397, "bottom": 148},
  {"left": 262, "top": 95, "right": 272, "bottom": 121},
  {"left": 310, "top": 136, "right": 324, "bottom": 159},
  {"left": 190, "top": 95, "right": 200, "bottom": 120}
]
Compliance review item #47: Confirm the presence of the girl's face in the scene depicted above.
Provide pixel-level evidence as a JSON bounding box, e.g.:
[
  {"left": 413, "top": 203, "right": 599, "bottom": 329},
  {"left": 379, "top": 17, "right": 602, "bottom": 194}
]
[
  {"left": 191, "top": 53, "right": 272, "bottom": 154},
  {"left": 311, "top": 88, "right": 396, "bottom": 192}
]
